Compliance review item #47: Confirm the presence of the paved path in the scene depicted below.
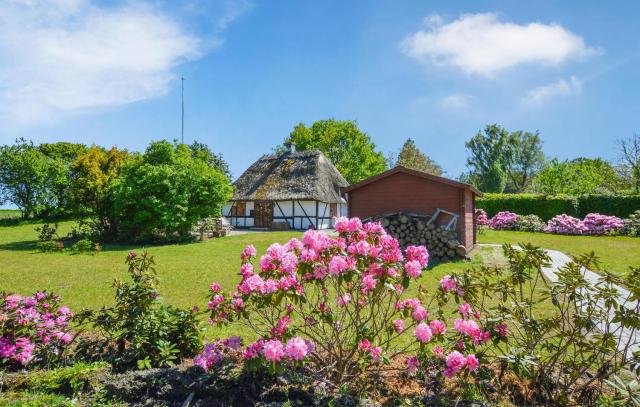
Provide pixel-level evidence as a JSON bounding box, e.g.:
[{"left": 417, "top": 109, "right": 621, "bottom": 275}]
[{"left": 480, "top": 244, "right": 639, "bottom": 358}]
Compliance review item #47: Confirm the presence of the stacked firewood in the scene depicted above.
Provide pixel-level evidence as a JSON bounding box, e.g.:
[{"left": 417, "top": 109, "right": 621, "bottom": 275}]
[{"left": 376, "top": 213, "right": 467, "bottom": 262}]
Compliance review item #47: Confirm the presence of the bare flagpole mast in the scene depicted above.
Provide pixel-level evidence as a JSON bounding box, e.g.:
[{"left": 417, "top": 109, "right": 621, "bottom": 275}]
[{"left": 181, "top": 77, "right": 185, "bottom": 145}]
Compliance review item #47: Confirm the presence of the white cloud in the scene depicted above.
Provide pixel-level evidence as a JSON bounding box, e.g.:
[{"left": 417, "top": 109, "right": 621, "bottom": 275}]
[
  {"left": 521, "top": 76, "right": 582, "bottom": 105},
  {"left": 402, "top": 13, "right": 599, "bottom": 76},
  {"left": 0, "top": 0, "right": 244, "bottom": 125},
  {"left": 440, "top": 93, "right": 473, "bottom": 109}
]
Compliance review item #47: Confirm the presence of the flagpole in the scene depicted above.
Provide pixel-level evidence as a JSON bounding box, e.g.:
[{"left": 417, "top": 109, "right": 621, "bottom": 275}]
[{"left": 181, "top": 77, "right": 185, "bottom": 145}]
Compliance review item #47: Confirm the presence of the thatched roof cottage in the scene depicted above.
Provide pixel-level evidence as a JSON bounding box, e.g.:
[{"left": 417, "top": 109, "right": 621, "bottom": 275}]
[{"left": 223, "top": 146, "right": 349, "bottom": 229}]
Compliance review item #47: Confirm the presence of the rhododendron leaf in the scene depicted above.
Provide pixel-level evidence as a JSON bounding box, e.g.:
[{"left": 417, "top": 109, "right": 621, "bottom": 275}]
[{"left": 401, "top": 277, "right": 410, "bottom": 290}]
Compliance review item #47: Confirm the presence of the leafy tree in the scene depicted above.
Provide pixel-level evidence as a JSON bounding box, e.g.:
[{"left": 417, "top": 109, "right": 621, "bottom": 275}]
[
  {"left": 530, "top": 158, "right": 623, "bottom": 195},
  {"left": 387, "top": 138, "right": 443, "bottom": 175},
  {"left": 113, "top": 141, "right": 233, "bottom": 242},
  {"left": 618, "top": 134, "right": 640, "bottom": 193},
  {"left": 465, "top": 124, "right": 511, "bottom": 192},
  {"left": 69, "top": 146, "right": 132, "bottom": 236},
  {"left": 283, "top": 119, "right": 387, "bottom": 184},
  {"left": 38, "top": 142, "right": 88, "bottom": 217},
  {"left": 188, "top": 140, "right": 231, "bottom": 178},
  {"left": 38, "top": 142, "right": 87, "bottom": 163},
  {"left": 506, "top": 131, "right": 545, "bottom": 192},
  {"left": 465, "top": 125, "right": 545, "bottom": 193},
  {"left": 0, "top": 139, "right": 56, "bottom": 219}
]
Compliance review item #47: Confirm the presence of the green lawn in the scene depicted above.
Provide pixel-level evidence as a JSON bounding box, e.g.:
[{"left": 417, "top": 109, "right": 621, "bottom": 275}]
[
  {"left": 0, "top": 219, "right": 503, "bottom": 340},
  {"left": 478, "top": 229, "right": 640, "bottom": 277},
  {"left": 0, "top": 209, "right": 21, "bottom": 219},
  {"left": 0, "top": 220, "right": 501, "bottom": 309}
]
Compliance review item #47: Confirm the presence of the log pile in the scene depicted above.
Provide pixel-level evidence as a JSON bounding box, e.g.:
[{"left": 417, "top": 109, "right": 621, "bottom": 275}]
[{"left": 374, "top": 212, "right": 467, "bottom": 262}]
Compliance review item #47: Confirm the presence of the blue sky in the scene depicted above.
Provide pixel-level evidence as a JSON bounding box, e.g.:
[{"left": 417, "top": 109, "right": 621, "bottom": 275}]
[{"left": 1, "top": 0, "right": 639, "bottom": 182}]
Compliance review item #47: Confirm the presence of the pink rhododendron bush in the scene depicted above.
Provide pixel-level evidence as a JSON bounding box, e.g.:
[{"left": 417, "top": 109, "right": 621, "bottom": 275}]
[
  {"left": 196, "top": 217, "right": 501, "bottom": 390},
  {"left": 487, "top": 211, "right": 517, "bottom": 230},
  {"left": 0, "top": 291, "right": 74, "bottom": 369},
  {"left": 475, "top": 209, "right": 489, "bottom": 226},
  {"left": 481, "top": 210, "right": 629, "bottom": 236},
  {"left": 581, "top": 213, "right": 624, "bottom": 235}
]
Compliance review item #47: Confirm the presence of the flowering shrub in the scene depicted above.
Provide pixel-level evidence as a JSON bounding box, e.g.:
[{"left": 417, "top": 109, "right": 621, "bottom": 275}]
[
  {"left": 582, "top": 213, "right": 624, "bottom": 235},
  {"left": 1, "top": 291, "right": 74, "bottom": 370},
  {"left": 514, "top": 214, "right": 545, "bottom": 232},
  {"left": 488, "top": 211, "right": 517, "bottom": 230},
  {"left": 199, "top": 217, "right": 495, "bottom": 390},
  {"left": 475, "top": 209, "right": 489, "bottom": 226},
  {"left": 624, "top": 210, "right": 640, "bottom": 236},
  {"left": 544, "top": 214, "right": 588, "bottom": 235}
]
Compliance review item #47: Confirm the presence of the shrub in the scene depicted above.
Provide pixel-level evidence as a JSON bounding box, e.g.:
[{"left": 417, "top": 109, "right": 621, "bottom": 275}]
[
  {"left": 35, "top": 223, "right": 60, "bottom": 242},
  {"left": 488, "top": 211, "right": 518, "bottom": 230},
  {"left": 76, "top": 252, "right": 202, "bottom": 370},
  {"left": 544, "top": 214, "right": 587, "bottom": 235},
  {"left": 458, "top": 245, "right": 640, "bottom": 405},
  {"left": 113, "top": 141, "right": 233, "bottom": 243},
  {"left": 514, "top": 214, "right": 545, "bottom": 232},
  {"left": 37, "top": 240, "right": 60, "bottom": 253},
  {"left": 0, "top": 291, "right": 75, "bottom": 370},
  {"left": 477, "top": 193, "right": 579, "bottom": 221},
  {"left": 198, "top": 218, "right": 497, "bottom": 392},
  {"left": 624, "top": 210, "right": 640, "bottom": 236},
  {"left": 582, "top": 213, "right": 624, "bottom": 236},
  {"left": 71, "top": 238, "right": 94, "bottom": 253},
  {"left": 475, "top": 209, "right": 489, "bottom": 226}
]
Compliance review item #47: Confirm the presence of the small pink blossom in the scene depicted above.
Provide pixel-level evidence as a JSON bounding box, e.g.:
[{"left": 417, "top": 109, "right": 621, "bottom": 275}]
[
  {"left": 262, "top": 339, "right": 284, "bottom": 362},
  {"left": 284, "top": 337, "right": 310, "bottom": 361},
  {"left": 414, "top": 323, "right": 433, "bottom": 343},
  {"left": 429, "top": 320, "right": 446, "bottom": 335},
  {"left": 393, "top": 319, "right": 405, "bottom": 333}
]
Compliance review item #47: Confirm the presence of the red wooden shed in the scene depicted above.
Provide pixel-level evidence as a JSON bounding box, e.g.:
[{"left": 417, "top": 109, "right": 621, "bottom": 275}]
[{"left": 342, "top": 166, "right": 482, "bottom": 251}]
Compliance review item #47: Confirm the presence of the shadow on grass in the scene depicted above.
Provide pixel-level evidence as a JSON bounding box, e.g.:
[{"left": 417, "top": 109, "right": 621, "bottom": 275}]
[{"left": 0, "top": 240, "right": 39, "bottom": 251}]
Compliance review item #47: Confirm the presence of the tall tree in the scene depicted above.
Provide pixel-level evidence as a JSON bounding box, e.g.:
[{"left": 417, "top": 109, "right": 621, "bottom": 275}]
[
  {"left": 188, "top": 141, "right": 231, "bottom": 178},
  {"left": 38, "top": 142, "right": 88, "bottom": 217},
  {"left": 0, "top": 139, "right": 52, "bottom": 219},
  {"left": 530, "top": 157, "right": 623, "bottom": 195},
  {"left": 506, "top": 131, "right": 545, "bottom": 192},
  {"left": 284, "top": 119, "right": 387, "bottom": 184},
  {"left": 388, "top": 138, "right": 443, "bottom": 175},
  {"left": 618, "top": 134, "right": 640, "bottom": 193},
  {"left": 465, "top": 124, "right": 511, "bottom": 192},
  {"left": 69, "top": 146, "right": 132, "bottom": 235}
]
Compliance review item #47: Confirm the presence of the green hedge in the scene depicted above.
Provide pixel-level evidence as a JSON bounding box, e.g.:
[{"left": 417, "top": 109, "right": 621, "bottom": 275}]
[
  {"left": 477, "top": 194, "right": 640, "bottom": 221},
  {"left": 577, "top": 195, "right": 640, "bottom": 218}
]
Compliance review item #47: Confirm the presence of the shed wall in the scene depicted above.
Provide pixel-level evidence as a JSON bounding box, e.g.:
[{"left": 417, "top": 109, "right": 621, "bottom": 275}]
[{"left": 347, "top": 172, "right": 476, "bottom": 250}]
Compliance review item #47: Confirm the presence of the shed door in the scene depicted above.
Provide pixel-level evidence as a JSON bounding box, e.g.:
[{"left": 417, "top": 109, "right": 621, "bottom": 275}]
[{"left": 254, "top": 201, "right": 273, "bottom": 228}]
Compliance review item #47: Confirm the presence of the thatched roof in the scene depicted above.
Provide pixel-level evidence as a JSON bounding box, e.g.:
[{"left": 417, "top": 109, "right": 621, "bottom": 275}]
[{"left": 231, "top": 150, "right": 349, "bottom": 202}]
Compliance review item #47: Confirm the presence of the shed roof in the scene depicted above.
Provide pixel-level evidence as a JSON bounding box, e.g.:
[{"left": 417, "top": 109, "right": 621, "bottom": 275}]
[
  {"left": 231, "top": 150, "right": 349, "bottom": 202},
  {"left": 342, "top": 166, "right": 482, "bottom": 196}
]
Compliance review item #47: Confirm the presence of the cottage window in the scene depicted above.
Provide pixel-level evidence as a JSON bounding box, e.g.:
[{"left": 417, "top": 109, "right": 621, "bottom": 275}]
[
  {"left": 330, "top": 203, "right": 337, "bottom": 218},
  {"left": 231, "top": 202, "right": 246, "bottom": 216}
]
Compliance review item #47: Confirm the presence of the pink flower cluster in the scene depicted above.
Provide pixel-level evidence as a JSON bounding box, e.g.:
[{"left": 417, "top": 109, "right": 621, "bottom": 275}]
[
  {"left": 545, "top": 214, "right": 588, "bottom": 235},
  {"left": 488, "top": 211, "right": 518, "bottom": 230},
  {"left": 475, "top": 209, "right": 489, "bottom": 226},
  {"left": 193, "top": 336, "right": 242, "bottom": 370},
  {"left": 241, "top": 337, "right": 315, "bottom": 363},
  {"left": 582, "top": 213, "right": 624, "bottom": 236},
  {"left": 1, "top": 292, "right": 74, "bottom": 367},
  {"left": 443, "top": 351, "right": 479, "bottom": 378}
]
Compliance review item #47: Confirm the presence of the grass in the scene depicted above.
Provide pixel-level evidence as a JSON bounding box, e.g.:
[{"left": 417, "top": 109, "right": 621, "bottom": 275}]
[
  {"left": 478, "top": 229, "right": 640, "bottom": 278},
  {"left": 0, "top": 220, "right": 504, "bottom": 310},
  {"left": 0, "top": 219, "right": 505, "bottom": 339},
  {"left": 0, "top": 209, "right": 21, "bottom": 219}
]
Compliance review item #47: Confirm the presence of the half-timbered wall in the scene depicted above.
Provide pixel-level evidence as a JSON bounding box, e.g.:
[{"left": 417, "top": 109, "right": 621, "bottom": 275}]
[{"left": 223, "top": 199, "right": 347, "bottom": 230}]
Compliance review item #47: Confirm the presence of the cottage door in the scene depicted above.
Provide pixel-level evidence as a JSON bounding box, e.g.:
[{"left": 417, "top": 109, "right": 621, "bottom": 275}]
[{"left": 254, "top": 201, "right": 273, "bottom": 227}]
